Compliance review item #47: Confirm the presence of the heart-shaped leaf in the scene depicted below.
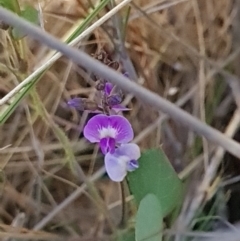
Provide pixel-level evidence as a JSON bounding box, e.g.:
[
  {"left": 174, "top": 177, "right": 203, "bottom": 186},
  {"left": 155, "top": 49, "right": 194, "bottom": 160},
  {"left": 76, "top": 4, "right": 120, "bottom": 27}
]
[
  {"left": 128, "top": 149, "right": 183, "bottom": 217},
  {"left": 136, "top": 193, "right": 163, "bottom": 241}
]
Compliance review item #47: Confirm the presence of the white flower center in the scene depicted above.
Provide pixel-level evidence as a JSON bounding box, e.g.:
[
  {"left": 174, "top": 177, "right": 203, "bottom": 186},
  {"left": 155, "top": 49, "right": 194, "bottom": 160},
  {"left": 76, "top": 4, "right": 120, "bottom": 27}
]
[{"left": 99, "top": 126, "right": 117, "bottom": 138}]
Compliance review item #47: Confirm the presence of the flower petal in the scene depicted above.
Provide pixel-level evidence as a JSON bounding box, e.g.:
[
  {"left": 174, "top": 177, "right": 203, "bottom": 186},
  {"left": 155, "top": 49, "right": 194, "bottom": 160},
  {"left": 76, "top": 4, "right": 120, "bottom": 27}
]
[
  {"left": 83, "top": 114, "right": 109, "bottom": 142},
  {"left": 109, "top": 115, "right": 133, "bottom": 143},
  {"left": 83, "top": 114, "right": 133, "bottom": 144},
  {"left": 114, "top": 143, "right": 141, "bottom": 160},
  {"left": 104, "top": 152, "right": 127, "bottom": 182},
  {"left": 100, "top": 137, "right": 115, "bottom": 154},
  {"left": 104, "top": 143, "right": 141, "bottom": 181},
  {"left": 67, "top": 98, "right": 84, "bottom": 111},
  {"left": 104, "top": 82, "right": 113, "bottom": 95}
]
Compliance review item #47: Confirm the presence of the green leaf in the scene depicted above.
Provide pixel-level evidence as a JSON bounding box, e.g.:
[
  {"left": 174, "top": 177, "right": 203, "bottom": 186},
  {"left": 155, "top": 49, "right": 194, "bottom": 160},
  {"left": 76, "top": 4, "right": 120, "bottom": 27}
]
[
  {"left": 116, "top": 230, "right": 135, "bottom": 241},
  {"left": 136, "top": 194, "right": 163, "bottom": 241},
  {"left": 21, "top": 6, "right": 39, "bottom": 25},
  {"left": 128, "top": 149, "right": 183, "bottom": 217},
  {"left": 0, "top": 71, "right": 44, "bottom": 124},
  {"left": 0, "top": 0, "right": 20, "bottom": 13},
  {"left": 11, "top": 5, "right": 39, "bottom": 39}
]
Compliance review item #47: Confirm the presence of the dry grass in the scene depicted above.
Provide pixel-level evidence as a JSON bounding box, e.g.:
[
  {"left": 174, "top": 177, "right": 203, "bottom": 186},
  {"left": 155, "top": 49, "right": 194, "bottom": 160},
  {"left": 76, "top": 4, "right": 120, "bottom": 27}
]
[{"left": 0, "top": 0, "right": 240, "bottom": 240}]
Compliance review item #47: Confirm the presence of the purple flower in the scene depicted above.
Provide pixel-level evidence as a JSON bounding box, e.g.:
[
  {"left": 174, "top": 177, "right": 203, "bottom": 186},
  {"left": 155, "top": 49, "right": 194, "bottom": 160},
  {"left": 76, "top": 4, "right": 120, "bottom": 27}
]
[
  {"left": 83, "top": 114, "right": 134, "bottom": 154},
  {"left": 102, "top": 82, "right": 129, "bottom": 114},
  {"left": 104, "top": 143, "right": 140, "bottom": 182},
  {"left": 67, "top": 98, "right": 85, "bottom": 111},
  {"left": 104, "top": 82, "right": 114, "bottom": 95}
]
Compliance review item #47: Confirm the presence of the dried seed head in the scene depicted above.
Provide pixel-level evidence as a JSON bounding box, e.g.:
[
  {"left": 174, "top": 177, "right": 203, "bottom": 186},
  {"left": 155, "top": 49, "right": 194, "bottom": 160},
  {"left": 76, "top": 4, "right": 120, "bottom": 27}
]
[
  {"left": 0, "top": 21, "right": 9, "bottom": 30},
  {"left": 95, "top": 81, "right": 106, "bottom": 91},
  {"left": 108, "top": 61, "right": 119, "bottom": 71}
]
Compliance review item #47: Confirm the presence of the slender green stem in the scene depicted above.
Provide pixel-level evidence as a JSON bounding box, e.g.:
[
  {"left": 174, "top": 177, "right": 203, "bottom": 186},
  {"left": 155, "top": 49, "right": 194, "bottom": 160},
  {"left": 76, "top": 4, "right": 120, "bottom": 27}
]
[{"left": 119, "top": 180, "right": 127, "bottom": 228}]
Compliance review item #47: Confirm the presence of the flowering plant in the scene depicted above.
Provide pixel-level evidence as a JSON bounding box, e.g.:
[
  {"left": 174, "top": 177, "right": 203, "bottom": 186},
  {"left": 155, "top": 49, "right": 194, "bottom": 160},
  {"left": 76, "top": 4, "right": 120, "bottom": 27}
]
[
  {"left": 67, "top": 51, "right": 183, "bottom": 240},
  {"left": 67, "top": 51, "right": 140, "bottom": 182}
]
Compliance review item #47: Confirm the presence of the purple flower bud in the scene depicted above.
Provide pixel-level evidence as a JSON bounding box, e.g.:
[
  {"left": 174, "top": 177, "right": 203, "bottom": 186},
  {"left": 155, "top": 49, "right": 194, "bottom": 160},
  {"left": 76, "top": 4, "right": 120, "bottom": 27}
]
[
  {"left": 107, "top": 94, "right": 123, "bottom": 106},
  {"left": 104, "top": 82, "right": 113, "bottom": 95},
  {"left": 67, "top": 98, "right": 85, "bottom": 111}
]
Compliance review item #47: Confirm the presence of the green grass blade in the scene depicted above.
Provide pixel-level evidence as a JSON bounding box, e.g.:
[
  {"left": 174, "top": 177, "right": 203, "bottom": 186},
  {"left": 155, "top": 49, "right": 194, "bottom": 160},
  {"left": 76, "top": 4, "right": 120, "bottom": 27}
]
[
  {"left": 65, "top": 0, "right": 110, "bottom": 43},
  {"left": 0, "top": 71, "right": 44, "bottom": 124},
  {"left": 0, "top": 0, "right": 110, "bottom": 124},
  {"left": 0, "top": 0, "right": 20, "bottom": 14}
]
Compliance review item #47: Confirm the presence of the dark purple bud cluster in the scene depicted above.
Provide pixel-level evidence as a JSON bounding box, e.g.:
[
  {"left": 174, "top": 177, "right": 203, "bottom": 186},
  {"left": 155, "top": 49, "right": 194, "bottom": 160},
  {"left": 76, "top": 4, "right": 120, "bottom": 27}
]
[
  {"left": 107, "top": 94, "right": 122, "bottom": 107},
  {"left": 68, "top": 50, "right": 129, "bottom": 115}
]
